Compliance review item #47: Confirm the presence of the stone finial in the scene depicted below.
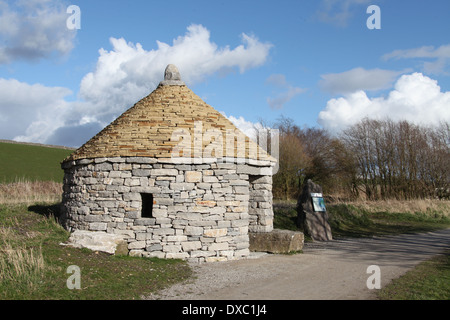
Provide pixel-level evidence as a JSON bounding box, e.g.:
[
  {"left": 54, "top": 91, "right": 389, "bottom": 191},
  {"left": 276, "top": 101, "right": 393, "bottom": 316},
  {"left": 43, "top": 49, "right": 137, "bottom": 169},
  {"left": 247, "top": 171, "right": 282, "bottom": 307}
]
[
  {"left": 165, "top": 64, "right": 181, "bottom": 81},
  {"left": 159, "top": 64, "right": 185, "bottom": 86}
]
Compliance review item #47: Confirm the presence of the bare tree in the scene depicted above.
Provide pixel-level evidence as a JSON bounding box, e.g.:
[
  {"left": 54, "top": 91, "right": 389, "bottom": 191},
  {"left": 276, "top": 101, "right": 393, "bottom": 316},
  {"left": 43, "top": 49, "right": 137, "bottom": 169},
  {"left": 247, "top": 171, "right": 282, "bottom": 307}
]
[{"left": 342, "top": 118, "right": 449, "bottom": 200}]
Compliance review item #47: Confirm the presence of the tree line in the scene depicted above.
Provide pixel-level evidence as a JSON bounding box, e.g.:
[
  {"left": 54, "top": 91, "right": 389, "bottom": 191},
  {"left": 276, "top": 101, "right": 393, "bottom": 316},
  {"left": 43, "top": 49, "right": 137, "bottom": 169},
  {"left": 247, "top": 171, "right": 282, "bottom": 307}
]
[{"left": 264, "top": 117, "right": 449, "bottom": 201}]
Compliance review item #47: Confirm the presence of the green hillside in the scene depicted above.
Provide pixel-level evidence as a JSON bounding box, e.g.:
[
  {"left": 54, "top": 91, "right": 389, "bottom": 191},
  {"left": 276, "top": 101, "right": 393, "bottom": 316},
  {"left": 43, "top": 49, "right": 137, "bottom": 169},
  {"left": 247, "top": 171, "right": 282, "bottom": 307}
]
[{"left": 0, "top": 142, "right": 74, "bottom": 183}]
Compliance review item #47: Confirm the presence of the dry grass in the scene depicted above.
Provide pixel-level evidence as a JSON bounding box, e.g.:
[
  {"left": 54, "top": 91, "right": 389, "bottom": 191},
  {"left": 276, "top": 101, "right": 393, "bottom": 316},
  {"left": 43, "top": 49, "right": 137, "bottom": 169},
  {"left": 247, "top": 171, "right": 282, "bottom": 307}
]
[
  {"left": 274, "top": 197, "right": 450, "bottom": 217},
  {"left": 0, "top": 218, "right": 47, "bottom": 290},
  {"left": 342, "top": 199, "right": 450, "bottom": 217},
  {"left": 0, "top": 179, "right": 62, "bottom": 204},
  {"left": 0, "top": 179, "right": 61, "bottom": 290},
  {"left": 0, "top": 242, "right": 46, "bottom": 283}
]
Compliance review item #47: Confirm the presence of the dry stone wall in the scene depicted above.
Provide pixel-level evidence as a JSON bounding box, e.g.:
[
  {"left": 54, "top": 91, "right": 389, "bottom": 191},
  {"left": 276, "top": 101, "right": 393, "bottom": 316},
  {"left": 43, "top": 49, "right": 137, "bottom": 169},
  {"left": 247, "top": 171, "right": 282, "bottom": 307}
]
[
  {"left": 249, "top": 175, "right": 274, "bottom": 232},
  {"left": 61, "top": 157, "right": 274, "bottom": 262}
]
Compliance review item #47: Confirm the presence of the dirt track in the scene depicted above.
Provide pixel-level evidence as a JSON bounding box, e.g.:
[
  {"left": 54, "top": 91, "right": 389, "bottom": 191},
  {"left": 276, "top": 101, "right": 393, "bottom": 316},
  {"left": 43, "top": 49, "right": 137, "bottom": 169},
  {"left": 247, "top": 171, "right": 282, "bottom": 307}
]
[{"left": 149, "top": 228, "right": 450, "bottom": 300}]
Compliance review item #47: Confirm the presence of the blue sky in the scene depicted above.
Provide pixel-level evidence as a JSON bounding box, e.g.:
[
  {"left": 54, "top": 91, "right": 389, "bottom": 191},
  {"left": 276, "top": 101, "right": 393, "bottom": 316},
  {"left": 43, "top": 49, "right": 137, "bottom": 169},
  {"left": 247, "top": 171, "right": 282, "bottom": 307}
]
[{"left": 1, "top": 0, "right": 449, "bottom": 147}]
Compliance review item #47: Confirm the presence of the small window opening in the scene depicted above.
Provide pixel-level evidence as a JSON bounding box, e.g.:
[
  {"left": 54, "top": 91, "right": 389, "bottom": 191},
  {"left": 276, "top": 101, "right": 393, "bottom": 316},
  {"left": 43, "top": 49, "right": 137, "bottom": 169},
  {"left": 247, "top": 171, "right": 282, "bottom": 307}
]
[{"left": 141, "top": 193, "right": 154, "bottom": 218}]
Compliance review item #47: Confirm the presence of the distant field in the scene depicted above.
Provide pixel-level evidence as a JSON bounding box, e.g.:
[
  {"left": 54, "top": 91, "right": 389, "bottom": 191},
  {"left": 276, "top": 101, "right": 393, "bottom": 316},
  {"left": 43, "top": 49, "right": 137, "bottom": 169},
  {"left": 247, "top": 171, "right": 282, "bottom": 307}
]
[{"left": 0, "top": 141, "right": 74, "bottom": 183}]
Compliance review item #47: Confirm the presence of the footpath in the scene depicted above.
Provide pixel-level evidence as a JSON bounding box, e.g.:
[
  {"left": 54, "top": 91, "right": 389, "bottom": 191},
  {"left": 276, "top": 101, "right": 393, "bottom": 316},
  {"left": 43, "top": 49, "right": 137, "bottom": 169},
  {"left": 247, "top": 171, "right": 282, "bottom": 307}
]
[{"left": 149, "top": 228, "right": 450, "bottom": 300}]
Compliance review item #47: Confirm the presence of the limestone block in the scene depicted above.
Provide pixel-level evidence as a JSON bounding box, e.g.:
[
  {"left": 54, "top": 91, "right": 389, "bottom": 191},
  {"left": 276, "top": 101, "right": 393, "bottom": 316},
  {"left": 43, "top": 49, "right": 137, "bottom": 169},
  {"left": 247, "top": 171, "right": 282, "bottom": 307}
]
[
  {"left": 209, "top": 242, "right": 229, "bottom": 251},
  {"left": 210, "top": 207, "right": 226, "bottom": 215},
  {"left": 235, "top": 248, "right": 250, "bottom": 257},
  {"left": 197, "top": 183, "right": 211, "bottom": 189},
  {"left": 203, "top": 228, "right": 227, "bottom": 238},
  {"left": 108, "top": 171, "right": 122, "bottom": 178},
  {"left": 176, "top": 212, "right": 202, "bottom": 220},
  {"left": 163, "top": 244, "right": 182, "bottom": 253},
  {"left": 151, "top": 169, "right": 178, "bottom": 176},
  {"left": 123, "top": 193, "right": 141, "bottom": 201},
  {"left": 89, "top": 222, "right": 107, "bottom": 231},
  {"left": 134, "top": 218, "right": 156, "bottom": 226},
  {"left": 188, "top": 220, "right": 215, "bottom": 228},
  {"left": 124, "top": 178, "right": 141, "bottom": 186},
  {"left": 181, "top": 241, "right": 202, "bottom": 251},
  {"left": 126, "top": 157, "right": 157, "bottom": 164},
  {"left": 166, "top": 252, "right": 190, "bottom": 259},
  {"left": 167, "top": 235, "right": 188, "bottom": 242},
  {"left": 146, "top": 244, "right": 163, "bottom": 251},
  {"left": 119, "top": 163, "right": 132, "bottom": 171},
  {"left": 231, "top": 219, "right": 248, "bottom": 227},
  {"left": 190, "top": 250, "right": 216, "bottom": 258},
  {"left": 203, "top": 176, "right": 219, "bottom": 183},
  {"left": 152, "top": 228, "right": 175, "bottom": 236},
  {"left": 62, "top": 230, "right": 128, "bottom": 255},
  {"left": 250, "top": 176, "right": 272, "bottom": 184},
  {"left": 95, "top": 163, "right": 113, "bottom": 171},
  {"left": 84, "top": 215, "right": 104, "bottom": 222},
  {"left": 170, "top": 182, "right": 195, "bottom": 191},
  {"left": 129, "top": 250, "right": 143, "bottom": 257},
  {"left": 132, "top": 169, "right": 151, "bottom": 177},
  {"left": 185, "top": 226, "right": 203, "bottom": 236},
  {"left": 249, "top": 229, "right": 304, "bottom": 254},
  {"left": 195, "top": 200, "right": 216, "bottom": 207},
  {"left": 236, "top": 165, "right": 272, "bottom": 175},
  {"left": 128, "top": 241, "right": 146, "bottom": 250},
  {"left": 229, "top": 180, "right": 249, "bottom": 186},
  {"left": 233, "top": 186, "right": 250, "bottom": 194},
  {"left": 185, "top": 171, "right": 202, "bottom": 182},
  {"left": 153, "top": 198, "right": 174, "bottom": 205}
]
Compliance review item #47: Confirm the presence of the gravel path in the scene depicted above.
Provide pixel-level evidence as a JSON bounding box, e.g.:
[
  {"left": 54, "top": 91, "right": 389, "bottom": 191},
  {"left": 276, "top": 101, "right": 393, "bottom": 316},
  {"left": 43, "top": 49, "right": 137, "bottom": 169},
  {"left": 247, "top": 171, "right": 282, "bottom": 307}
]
[{"left": 147, "top": 228, "right": 450, "bottom": 300}]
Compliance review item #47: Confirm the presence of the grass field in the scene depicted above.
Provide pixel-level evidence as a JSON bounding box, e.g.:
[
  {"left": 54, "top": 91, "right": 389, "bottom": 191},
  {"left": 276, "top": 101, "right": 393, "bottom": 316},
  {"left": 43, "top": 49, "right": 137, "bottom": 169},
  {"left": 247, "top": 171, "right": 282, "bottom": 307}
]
[{"left": 0, "top": 141, "right": 73, "bottom": 183}]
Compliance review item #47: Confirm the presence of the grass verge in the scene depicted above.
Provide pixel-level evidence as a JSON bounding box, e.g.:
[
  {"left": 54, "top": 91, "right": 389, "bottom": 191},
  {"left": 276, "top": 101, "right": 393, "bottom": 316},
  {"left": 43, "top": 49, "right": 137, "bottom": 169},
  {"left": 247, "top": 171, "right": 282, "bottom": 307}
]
[
  {"left": 0, "top": 203, "right": 192, "bottom": 300},
  {"left": 378, "top": 251, "right": 450, "bottom": 300}
]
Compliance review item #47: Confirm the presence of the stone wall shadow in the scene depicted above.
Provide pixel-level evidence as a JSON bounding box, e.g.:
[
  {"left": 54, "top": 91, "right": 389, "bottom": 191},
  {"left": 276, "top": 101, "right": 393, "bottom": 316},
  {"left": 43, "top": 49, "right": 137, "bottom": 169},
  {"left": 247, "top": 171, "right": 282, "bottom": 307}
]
[{"left": 28, "top": 202, "right": 64, "bottom": 225}]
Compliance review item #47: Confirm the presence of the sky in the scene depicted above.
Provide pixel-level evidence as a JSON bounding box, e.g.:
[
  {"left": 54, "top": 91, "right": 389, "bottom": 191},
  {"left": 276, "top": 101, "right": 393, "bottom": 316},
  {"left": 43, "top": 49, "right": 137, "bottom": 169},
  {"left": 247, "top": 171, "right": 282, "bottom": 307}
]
[{"left": 0, "top": 0, "right": 449, "bottom": 148}]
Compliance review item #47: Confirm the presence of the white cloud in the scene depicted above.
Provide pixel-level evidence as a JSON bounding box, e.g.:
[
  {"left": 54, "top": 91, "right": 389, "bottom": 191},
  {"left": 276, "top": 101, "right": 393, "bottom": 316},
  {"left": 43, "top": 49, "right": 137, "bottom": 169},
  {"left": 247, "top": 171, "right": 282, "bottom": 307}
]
[
  {"left": 0, "top": 24, "right": 272, "bottom": 147},
  {"left": 0, "top": 78, "right": 72, "bottom": 142},
  {"left": 265, "top": 74, "right": 305, "bottom": 110},
  {"left": 320, "top": 68, "right": 408, "bottom": 95},
  {"left": 75, "top": 23, "right": 271, "bottom": 143},
  {"left": 223, "top": 113, "right": 261, "bottom": 141},
  {"left": 318, "top": 73, "right": 450, "bottom": 134},
  {"left": 79, "top": 24, "right": 272, "bottom": 117},
  {"left": 383, "top": 44, "right": 450, "bottom": 75},
  {"left": 0, "top": 0, "right": 76, "bottom": 64}
]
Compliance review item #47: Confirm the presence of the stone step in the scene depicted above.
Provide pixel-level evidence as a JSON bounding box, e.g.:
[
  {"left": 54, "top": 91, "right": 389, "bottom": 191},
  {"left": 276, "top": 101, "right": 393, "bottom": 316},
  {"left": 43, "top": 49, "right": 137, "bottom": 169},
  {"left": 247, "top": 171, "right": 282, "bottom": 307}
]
[{"left": 249, "top": 229, "right": 304, "bottom": 254}]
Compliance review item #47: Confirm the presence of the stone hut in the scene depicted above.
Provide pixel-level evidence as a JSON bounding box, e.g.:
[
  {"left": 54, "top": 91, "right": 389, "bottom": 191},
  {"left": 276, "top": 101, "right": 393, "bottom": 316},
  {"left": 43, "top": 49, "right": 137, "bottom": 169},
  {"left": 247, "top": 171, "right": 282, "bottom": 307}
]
[{"left": 61, "top": 64, "right": 277, "bottom": 262}]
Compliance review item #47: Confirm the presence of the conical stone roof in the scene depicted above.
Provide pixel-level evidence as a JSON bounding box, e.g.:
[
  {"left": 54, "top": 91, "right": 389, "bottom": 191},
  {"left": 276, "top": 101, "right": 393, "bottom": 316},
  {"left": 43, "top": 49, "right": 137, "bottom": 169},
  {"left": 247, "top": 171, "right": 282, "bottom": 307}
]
[{"left": 63, "top": 65, "right": 275, "bottom": 164}]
